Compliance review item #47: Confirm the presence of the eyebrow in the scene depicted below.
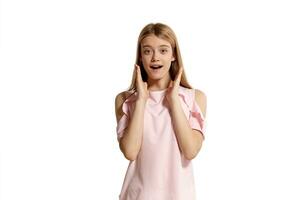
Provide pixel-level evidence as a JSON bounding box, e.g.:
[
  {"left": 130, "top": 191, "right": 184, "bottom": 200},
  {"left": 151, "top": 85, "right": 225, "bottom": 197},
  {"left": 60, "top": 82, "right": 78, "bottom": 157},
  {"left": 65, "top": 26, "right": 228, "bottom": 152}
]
[{"left": 142, "top": 45, "right": 171, "bottom": 48}]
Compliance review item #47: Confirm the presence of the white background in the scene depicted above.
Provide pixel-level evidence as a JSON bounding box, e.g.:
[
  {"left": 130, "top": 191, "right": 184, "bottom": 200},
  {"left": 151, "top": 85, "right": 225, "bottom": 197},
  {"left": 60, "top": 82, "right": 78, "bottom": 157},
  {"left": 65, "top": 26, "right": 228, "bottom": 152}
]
[{"left": 1, "top": 0, "right": 299, "bottom": 199}]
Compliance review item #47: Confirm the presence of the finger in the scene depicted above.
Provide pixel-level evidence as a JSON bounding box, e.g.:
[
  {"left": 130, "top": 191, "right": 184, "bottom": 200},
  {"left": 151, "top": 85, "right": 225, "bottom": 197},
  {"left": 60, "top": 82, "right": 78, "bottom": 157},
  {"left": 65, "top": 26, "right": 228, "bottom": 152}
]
[
  {"left": 174, "top": 67, "right": 183, "bottom": 86},
  {"left": 168, "top": 80, "right": 173, "bottom": 88},
  {"left": 135, "top": 64, "right": 142, "bottom": 82}
]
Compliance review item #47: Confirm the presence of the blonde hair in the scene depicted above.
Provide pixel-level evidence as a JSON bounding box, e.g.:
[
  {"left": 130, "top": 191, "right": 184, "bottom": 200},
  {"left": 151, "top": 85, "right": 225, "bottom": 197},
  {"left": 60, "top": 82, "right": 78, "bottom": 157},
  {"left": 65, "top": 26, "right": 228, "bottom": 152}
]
[{"left": 127, "top": 22, "right": 193, "bottom": 91}]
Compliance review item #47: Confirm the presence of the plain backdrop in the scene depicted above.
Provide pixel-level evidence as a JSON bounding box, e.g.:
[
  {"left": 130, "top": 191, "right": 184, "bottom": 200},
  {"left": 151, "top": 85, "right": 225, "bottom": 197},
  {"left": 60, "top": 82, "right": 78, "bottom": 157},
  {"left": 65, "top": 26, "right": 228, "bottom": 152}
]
[{"left": 0, "top": 0, "right": 299, "bottom": 199}]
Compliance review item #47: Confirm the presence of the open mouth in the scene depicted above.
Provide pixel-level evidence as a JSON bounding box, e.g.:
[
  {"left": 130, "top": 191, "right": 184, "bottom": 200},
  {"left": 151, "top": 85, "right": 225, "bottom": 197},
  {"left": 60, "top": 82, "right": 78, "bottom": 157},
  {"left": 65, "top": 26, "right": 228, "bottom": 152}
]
[{"left": 150, "top": 65, "right": 163, "bottom": 69}]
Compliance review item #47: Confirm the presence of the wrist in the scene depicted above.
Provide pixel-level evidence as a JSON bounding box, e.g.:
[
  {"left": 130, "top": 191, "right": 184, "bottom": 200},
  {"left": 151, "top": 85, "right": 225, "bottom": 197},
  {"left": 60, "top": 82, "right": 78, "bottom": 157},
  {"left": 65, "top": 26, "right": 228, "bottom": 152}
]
[
  {"left": 168, "top": 96, "right": 181, "bottom": 106},
  {"left": 169, "top": 97, "right": 180, "bottom": 108},
  {"left": 136, "top": 98, "right": 147, "bottom": 105}
]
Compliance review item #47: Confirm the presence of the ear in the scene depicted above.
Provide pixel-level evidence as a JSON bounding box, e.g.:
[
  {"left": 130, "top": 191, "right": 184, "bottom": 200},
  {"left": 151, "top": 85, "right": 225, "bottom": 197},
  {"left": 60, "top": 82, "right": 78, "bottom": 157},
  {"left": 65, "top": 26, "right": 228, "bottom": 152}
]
[{"left": 171, "top": 51, "right": 176, "bottom": 61}]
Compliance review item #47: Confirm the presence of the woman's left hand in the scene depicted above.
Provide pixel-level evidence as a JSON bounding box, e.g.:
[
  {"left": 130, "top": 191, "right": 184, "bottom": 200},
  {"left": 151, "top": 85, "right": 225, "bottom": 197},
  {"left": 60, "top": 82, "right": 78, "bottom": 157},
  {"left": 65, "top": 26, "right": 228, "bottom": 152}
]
[{"left": 166, "top": 67, "right": 183, "bottom": 104}]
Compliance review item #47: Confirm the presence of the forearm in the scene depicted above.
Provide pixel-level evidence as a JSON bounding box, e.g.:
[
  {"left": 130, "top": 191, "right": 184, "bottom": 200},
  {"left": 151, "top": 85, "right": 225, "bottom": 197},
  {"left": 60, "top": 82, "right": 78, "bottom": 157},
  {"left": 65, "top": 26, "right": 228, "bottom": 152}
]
[
  {"left": 169, "top": 98, "right": 200, "bottom": 160},
  {"left": 120, "top": 99, "right": 146, "bottom": 160}
]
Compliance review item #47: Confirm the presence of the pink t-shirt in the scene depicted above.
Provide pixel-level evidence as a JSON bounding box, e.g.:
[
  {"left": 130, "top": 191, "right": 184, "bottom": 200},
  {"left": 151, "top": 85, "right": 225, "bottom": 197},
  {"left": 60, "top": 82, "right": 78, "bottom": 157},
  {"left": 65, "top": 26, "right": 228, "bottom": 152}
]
[{"left": 116, "top": 85, "right": 206, "bottom": 200}]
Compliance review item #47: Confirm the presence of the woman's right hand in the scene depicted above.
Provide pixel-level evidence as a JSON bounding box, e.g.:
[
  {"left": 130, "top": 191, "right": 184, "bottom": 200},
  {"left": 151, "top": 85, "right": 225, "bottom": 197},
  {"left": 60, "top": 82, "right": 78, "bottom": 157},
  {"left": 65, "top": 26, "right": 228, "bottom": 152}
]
[{"left": 135, "top": 64, "right": 149, "bottom": 102}]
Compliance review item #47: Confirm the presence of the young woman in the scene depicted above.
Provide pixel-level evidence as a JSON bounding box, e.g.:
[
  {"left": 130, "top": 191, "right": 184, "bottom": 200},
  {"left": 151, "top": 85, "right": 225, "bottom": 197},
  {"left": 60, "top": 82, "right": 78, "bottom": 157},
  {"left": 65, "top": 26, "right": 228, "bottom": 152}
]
[{"left": 115, "top": 22, "right": 207, "bottom": 200}]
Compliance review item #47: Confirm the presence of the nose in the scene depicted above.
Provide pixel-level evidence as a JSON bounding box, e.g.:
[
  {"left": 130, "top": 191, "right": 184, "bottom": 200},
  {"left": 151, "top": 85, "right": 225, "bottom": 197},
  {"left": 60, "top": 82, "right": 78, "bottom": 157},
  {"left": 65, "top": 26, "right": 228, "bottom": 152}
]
[{"left": 151, "top": 51, "right": 160, "bottom": 62}]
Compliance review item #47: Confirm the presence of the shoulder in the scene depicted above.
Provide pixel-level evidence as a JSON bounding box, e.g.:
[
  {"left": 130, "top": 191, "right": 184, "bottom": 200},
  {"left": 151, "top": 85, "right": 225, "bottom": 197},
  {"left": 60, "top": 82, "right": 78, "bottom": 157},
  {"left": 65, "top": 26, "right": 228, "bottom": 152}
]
[
  {"left": 194, "top": 89, "right": 207, "bottom": 118},
  {"left": 114, "top": 90, "right": 135, "bottom": 122},
  {"left": 179, "top": 86, "right": 206, "bottom": 102},
  {"left": 115, "top": 90, "right": 135, "bottom": 108},
  {"left": 178, "top": 86, "right": 207, "bottom": 118},
  {"left": 194, "top": 89, "right": 206, "bottom": 103},
  {"left": 115, "top": 91, "right": 133, "bottom": 105}
]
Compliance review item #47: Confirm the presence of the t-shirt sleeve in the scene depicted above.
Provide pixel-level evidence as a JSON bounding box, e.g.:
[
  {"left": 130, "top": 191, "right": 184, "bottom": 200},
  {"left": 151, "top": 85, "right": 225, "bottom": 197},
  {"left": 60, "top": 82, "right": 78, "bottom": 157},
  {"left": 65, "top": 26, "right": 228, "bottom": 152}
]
[
  {"left": 116, "top": 101, "right": 130, "bottom": 142},
  {"left": 116, "top": 94, "right": 135, "bottom": 142},
  {"left": 188, "top": 89, "right": 207, "bottom": 140}
]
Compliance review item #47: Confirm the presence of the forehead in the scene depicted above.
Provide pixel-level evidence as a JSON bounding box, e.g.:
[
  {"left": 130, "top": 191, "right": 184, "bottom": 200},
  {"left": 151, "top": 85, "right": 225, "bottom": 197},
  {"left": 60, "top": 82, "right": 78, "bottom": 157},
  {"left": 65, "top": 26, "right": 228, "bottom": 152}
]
[{"left": 141, "top": 34, "right": 171, "bottom": 48}]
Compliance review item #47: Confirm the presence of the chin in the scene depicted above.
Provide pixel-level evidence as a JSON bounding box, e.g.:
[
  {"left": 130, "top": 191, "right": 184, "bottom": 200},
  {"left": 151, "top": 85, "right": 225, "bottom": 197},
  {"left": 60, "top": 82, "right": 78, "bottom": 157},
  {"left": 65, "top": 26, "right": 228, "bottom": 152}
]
[{"left": 148, "top": 74, "right": 168, "bottom": 81}]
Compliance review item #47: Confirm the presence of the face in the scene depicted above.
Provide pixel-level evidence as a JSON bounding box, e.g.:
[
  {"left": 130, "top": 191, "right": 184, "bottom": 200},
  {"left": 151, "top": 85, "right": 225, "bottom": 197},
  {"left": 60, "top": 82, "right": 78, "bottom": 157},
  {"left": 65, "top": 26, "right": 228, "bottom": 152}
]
[{"left": 140, "top": 34, "right": 175, "bottom": 81}]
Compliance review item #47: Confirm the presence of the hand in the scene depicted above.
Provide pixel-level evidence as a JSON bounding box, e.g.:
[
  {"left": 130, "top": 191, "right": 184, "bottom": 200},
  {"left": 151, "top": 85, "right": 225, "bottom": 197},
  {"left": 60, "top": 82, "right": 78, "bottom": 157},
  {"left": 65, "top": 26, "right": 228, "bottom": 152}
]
[
  {"left": 135, "top": 64, "right": 149, "bottom": 101},
  {"left": 166, "top": 67, "right": 183, "bottom": 104}
]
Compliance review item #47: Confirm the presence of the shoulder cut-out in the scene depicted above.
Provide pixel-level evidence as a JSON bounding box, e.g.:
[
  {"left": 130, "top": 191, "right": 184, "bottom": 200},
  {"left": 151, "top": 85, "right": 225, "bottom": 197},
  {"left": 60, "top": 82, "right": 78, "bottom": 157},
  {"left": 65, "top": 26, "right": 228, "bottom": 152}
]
[
  {"left": 194, "top": 89, "right": 207, "bottom": 118},
  {"left": 115, "top": 91, "right": 135, "bottom": 122}
]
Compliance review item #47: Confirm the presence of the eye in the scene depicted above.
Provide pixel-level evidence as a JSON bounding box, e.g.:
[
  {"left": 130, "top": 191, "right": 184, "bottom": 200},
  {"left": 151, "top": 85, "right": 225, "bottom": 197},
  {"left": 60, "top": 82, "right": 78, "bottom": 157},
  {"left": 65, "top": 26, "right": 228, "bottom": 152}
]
[
  {"left": 160, "top": 49, "right": 168, "bottom": 54},
  {"left": 143, "top": 49, "right": 151, "bottom": 55}
]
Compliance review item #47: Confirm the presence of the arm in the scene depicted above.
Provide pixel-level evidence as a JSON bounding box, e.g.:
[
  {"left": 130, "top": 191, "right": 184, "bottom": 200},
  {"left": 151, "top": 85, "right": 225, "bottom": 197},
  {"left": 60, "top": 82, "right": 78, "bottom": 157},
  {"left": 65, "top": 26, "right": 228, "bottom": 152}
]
[
  {"left": 115, "top": 92, "right": 146, "bottom": 161},
  {"left": 169, "top": 89, "right": 207, "bottom": 160}
]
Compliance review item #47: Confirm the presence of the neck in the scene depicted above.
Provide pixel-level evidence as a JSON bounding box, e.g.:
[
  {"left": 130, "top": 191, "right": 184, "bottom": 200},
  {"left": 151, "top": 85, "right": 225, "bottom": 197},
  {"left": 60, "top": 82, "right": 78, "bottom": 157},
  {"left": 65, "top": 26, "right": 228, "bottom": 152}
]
[{"left": 147, "top": 74, "right": 171, "bottom": 91}]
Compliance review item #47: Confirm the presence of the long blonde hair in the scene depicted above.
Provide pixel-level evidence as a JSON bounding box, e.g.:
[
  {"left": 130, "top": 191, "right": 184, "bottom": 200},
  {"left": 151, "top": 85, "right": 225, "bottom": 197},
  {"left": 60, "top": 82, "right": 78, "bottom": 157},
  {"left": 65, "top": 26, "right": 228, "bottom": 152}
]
[{"left": 127, "top": 23, "right": 193, "bottom": 91}]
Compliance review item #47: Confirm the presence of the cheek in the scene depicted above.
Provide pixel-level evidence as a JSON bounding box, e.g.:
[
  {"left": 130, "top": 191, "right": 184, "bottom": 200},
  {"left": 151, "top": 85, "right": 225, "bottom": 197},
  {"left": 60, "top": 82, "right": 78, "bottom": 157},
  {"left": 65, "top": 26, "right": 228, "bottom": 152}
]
[
  {"left": 163, "top": 59, "right": 172, "bottom": 68},
  {"left": 164, "top": 65, "right": 171, "bottom": 72},
  {"left": 163, "top": 54, "right": 173, "bottom": 62},
  {"left": 141, "top": 56, "right": 150, "bottom": 65}
]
